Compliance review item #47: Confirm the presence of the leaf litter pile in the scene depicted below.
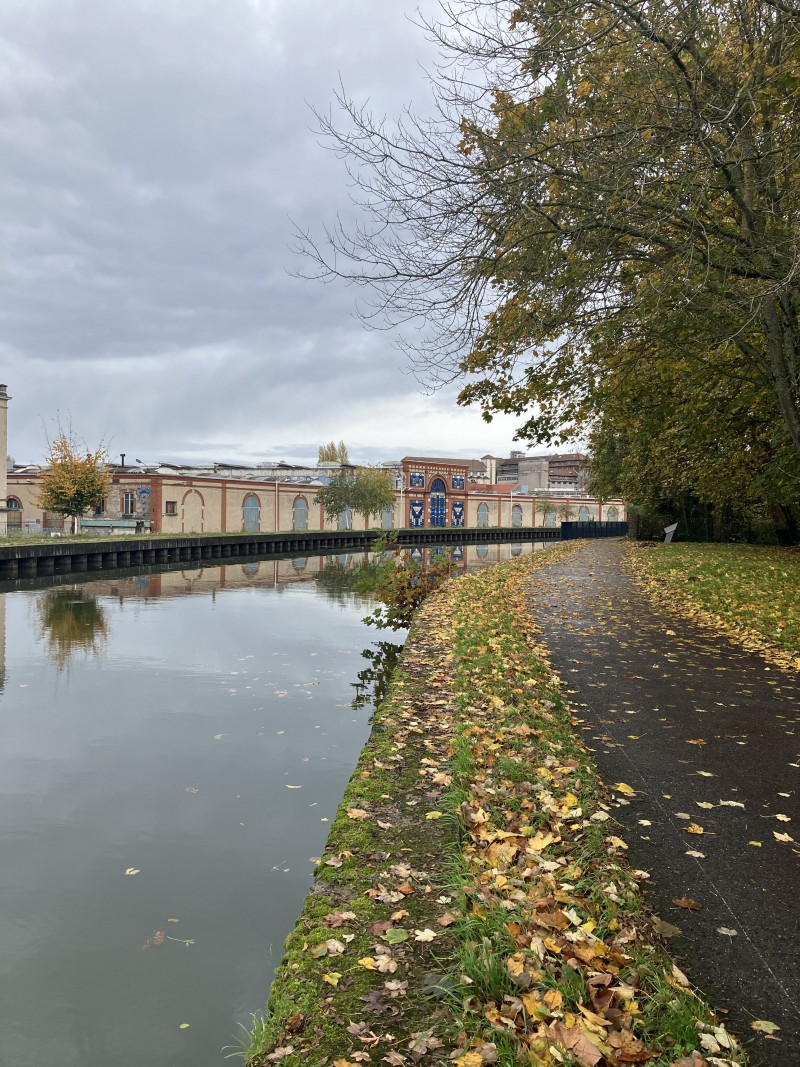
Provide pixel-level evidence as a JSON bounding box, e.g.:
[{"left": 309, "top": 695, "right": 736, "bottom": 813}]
[
  {"left": 248, "top": 546, "right": 745, "bottom": 1067},
  {"left": 626, "top": 542, "right": 800, "bottom": 673}
]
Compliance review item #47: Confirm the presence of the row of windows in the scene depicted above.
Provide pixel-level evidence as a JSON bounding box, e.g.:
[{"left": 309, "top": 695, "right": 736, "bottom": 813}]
[
  {"left": 409, "top": 473, "right": 467, "bottom": 490},
  {"left": 5, "top": 494, "right": 619, "bottom": 528}
]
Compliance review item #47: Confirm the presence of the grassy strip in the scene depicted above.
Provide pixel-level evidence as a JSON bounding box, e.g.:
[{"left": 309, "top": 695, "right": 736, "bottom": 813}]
[
  {"left": 240, "top": 583, "right": 466, "bottom": 1065},
  {"left": 244, "top": 545, "right": 745, "bottom": 1067},
  {"left": 625, "top": 543, "right": 800, "bottom": 672}
]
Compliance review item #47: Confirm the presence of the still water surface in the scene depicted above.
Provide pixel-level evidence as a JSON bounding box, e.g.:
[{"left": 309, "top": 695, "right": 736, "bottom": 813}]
[{"left": 0, "top": 545, "right": 541, "bottom": 1066}]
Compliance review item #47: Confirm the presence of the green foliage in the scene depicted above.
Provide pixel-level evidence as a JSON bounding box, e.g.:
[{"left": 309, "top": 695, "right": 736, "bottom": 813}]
[
  {"left": 358, "top": 547, "right": 456, "bottom": 630},
  {"left": 308, "top": 1, "right": 800, "bottom": 522},
  {"left": 315, "top": 468, "right": 396, "bottom": 526},
  {"left": 317, "top": 440, "right": 350, "bottom": 464},
  {"left": 37, "top": 428, "right": 110, "bottom": 524}
]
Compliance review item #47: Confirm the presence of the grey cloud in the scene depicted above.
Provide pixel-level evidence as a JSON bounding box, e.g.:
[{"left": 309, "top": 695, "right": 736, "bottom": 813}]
[{"left": 1, "top": 0, "right": 524, "bottom": 464}]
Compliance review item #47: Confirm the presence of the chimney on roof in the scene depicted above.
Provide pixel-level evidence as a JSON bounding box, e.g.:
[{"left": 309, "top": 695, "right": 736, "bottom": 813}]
[{"left": 120, "top": 453, "right": 126, "bottom": 467}]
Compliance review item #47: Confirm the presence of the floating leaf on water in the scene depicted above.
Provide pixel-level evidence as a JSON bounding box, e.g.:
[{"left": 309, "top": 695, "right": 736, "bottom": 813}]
[{"left": 124, "top": 867, "right": 140, "bottom": 876}]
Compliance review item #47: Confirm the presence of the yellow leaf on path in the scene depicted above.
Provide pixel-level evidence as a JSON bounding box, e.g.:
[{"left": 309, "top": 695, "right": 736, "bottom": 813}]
[
  {"left": 613, "top": 782, "right": 636, "bottom": 796},
  {"left": 606, "top": 835, "right": 628, "bottom": 849},
  {"left": 748, "top": 841, "right": 762, "bottom": 847},
  {"left": 322, "top": 972, "right": 341, "bottom": 986},
  {"left": 774, "top": 830, "right": 795, "bottom": 842},
  {"left": 686, "top": 739, "right": 707, "bottom": 745},
  {"left": 751, "top": 1019, "right": 780, "bottom": 1035},
  {"left": 425, "top": 811, "right": 444, "bottom": 820},
  {"left": 358, "top": 957, "right": 377, "bottom": 970},
  {"left": 346, "top": 808, "right": 369, "bottom": 820},
  {"left": 685, "top": 823, "right": 705, "bottom": 834}
]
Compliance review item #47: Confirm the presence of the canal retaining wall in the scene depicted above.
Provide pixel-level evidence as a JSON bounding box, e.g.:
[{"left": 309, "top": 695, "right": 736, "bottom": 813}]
[{"left": 0, "top": 527, "right": 559, "bottom": 580}]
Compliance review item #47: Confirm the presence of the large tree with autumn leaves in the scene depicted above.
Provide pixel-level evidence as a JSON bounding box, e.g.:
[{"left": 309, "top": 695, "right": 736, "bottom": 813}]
[{"left": 301, "top": 0, "right": 800, "bottom": 524}]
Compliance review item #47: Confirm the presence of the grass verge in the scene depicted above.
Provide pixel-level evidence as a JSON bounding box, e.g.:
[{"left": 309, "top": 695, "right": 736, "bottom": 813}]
[
  {"left": 625, "top": 542, "right": 800, "bottom": 672},
  {"left": 243, "top": 544, "right": 745, "bottom": 1067}
]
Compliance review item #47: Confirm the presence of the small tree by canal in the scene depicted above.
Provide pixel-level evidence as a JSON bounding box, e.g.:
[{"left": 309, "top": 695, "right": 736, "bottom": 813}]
[
  {"left": 315, "top": 468, "right": 396, "bottom": 529},
  {"left": 37, "top": 427, "right": 111, "bottom": 534}
]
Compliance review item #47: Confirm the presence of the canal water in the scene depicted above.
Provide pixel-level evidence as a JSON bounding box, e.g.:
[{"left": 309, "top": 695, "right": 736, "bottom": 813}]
[{"left": 0, "top": 544, "right": 543, "bottom": 1067}]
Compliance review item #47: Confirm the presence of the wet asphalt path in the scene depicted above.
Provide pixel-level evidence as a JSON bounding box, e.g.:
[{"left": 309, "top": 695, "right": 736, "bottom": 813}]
[{"left": 529, "top": 540, "right": 800, "bottom": 1065}]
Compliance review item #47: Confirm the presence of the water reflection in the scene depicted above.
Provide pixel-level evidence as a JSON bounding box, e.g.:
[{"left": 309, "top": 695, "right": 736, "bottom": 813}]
[
  {"left": 351, "top": 641, "right": 405, "bottom": 710},
  {"left": 0, "top": 541, "right": 552, "bottom": 1067},
  {"left": 36, "top": 588, "right": 109, "bottom": 670}
]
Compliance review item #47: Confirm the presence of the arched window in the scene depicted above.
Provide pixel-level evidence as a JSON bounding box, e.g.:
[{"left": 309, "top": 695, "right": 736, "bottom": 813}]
[
  {"left": 607, "top": 505, "right": 619, "bottom": 521},
  {"left": 429, "top": 478, "right": 446, "bottom": 527},
  {"left": 477, "top": 502, "right": 489, "bottom": 528},
  {"left": 338, "top": 508, "right": 352, "bottom": 530},
  {"left": 292, "top": 496, "right": 308, "bottom": 531},
  {"left": 243, "top": 493, "right": 260, "bottom": 532},
  {"left": 544, "top": 507, "right": 557, "bottom": 528},
  {"left": 6, "top": 496, "right": 22, "bottom": 530},
  {"left": 381, "top": 505, "right": 394, "bottom": 530},
  {"left": 511, "top": 504, "right": 523, "bottom": 527},
  {"left": 578, "top": 505, "right": 590, "bottom": 522}
]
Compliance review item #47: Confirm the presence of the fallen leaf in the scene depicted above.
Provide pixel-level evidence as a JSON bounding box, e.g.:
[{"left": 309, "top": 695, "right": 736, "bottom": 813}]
[
  {"left": 774, "top": 831, "right": 795, "bottom": 842},
  {"left": 285, "top": 784, "right": 302, "bottom": 790},
  {"left": 179, "top": 1023, "right": 190, "bottom": 1029},
  {"left": 347, "top": 808, "right": 369, "bottom": 820},
  {"left": 322, "top": 972, "right": 341, "bottom": 986},
  {"left": 652, "top": 917, "right": 682, "bottom": 938},
  {"left": 716, "top": 927, "right": 738, "bottom": 937},
  {"left": 748, "top": 840, "right": 762, "bottom": 847},
  {"left": 672, "top": 897, "right": 703, "bottom": 911},
  {"left": 382, "top": 927, "right": 409, "bottom": 944},
  {"left": 613, "top": 782, "right": 636, "bottom": 795},
  {"left": 686, "top": 739, "right": 707, "bottom": 745},
  {"left": 414, "top": 928, "right": 437, "bottom": 942},
  {"left": 124, "top": 867, "right": 141, "bottom": 876},
  {"left": 684, "top": 823, "right": 705, "bottom": 834},
  {"left": 425, "top": 811, "right": 444, "bottom": 820},
  {"left": 685, "top": 850, "right": 706, "bottom": 858},
  {"left": 751, "top": 1019, "right": 780, "bottom": 1035}
]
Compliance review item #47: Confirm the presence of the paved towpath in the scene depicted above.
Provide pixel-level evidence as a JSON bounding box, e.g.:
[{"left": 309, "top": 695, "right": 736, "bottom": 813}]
[{"left": 529, "top": 540, "right": 800, "bottom": 1065}]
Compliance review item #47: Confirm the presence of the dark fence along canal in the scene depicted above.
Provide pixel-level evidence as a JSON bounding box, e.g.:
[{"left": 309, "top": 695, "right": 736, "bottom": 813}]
[{"left": 0, "top": 543, "right": 549, "bottom": 1067}]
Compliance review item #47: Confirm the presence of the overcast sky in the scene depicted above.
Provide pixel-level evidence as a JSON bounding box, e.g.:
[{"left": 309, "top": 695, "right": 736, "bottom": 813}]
[{"left": 0, "top": 0, "right": 534, "bottom": 466}]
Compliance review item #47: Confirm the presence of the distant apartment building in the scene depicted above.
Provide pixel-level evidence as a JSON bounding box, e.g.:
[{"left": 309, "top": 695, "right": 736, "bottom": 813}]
[{"left": 483, "top": 451, "right": 589, "bottom": 491}]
